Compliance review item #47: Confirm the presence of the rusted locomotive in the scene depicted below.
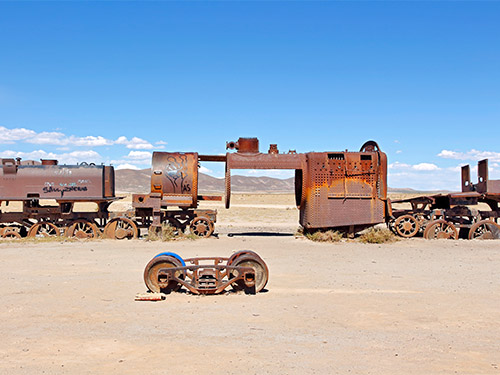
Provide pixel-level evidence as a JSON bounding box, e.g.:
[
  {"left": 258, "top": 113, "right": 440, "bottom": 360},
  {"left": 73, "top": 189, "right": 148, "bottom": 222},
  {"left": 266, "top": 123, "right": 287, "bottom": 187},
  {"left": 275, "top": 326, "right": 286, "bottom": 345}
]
[
  {"left": 389, "top": 159, "right": 500, "bottom": 240},
  {"left": 221, "top": 138, "right": 388, "bottom": 233},
  {"left": 0, "top": 137, "right": 389, "bottom": 239}
]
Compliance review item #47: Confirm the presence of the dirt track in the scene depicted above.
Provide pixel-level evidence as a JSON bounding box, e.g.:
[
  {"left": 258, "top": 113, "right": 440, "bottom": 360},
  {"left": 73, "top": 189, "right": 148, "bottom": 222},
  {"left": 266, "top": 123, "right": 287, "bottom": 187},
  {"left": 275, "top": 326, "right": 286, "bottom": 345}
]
[{"left": 1, "top": 234, "right": 500, "bottom": 374}]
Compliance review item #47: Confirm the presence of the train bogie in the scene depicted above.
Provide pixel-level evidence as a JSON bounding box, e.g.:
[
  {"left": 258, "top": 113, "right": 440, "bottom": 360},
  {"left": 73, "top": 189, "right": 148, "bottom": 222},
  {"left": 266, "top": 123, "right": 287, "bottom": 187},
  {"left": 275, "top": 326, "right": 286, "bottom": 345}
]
[{"left": 142, "top": 250, "right": 269, "bottom": 295}]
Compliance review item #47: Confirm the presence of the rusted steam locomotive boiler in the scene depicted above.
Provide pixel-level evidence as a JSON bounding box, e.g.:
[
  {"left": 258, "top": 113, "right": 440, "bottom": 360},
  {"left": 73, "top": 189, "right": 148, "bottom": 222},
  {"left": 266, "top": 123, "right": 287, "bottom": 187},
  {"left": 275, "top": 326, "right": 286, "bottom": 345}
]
[{"left": 221, "top": 138, "right": 389, "bottom": 233}]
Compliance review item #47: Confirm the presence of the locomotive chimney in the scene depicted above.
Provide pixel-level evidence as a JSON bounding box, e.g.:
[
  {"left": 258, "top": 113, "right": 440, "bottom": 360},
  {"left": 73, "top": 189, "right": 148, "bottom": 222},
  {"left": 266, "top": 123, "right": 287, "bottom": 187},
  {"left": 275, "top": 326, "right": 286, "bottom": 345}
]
[
  {"left": 41, "top": 159, "right": 58, "bottom": 166},
  {"left": 226, "top": 137, "right": 259, "bottom": 153}
]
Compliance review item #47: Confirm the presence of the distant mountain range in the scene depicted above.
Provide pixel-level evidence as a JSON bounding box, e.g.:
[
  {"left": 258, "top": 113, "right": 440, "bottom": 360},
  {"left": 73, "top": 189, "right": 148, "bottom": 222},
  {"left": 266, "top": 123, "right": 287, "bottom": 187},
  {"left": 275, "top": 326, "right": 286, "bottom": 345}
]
[
  {"left": 115, "top": 168, "right": 295, "bottom": 193},
  {"left": 115, "top": 168, "right": 448, "bottom": 194}
]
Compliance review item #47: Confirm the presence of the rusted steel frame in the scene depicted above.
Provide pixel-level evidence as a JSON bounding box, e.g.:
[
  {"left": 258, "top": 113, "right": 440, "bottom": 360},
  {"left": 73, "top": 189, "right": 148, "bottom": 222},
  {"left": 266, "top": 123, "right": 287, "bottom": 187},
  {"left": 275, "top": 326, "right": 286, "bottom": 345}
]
[
  {"left": 226, "top": 152, "right": 305, "bottom": 170},
  {"left": 462, "top": 159, "right": 500, "bottom": 194},
  {"left": 157, "top": 264, "right": 255, "bottom": 295},
  {"left": 198, "top": 155, "right": 227, "bottom": 162},
  {"left": 184, "top": 256, "right": 229, "bottom": 264},
  {"left": 391, "top": 196, "right": 437, "bottom": 204},
  {"left": 197, "top": 195, "right": 222, "bottom": 201},
  {"left": 225, "top": 152, "right": 306, "bottom": 209}
]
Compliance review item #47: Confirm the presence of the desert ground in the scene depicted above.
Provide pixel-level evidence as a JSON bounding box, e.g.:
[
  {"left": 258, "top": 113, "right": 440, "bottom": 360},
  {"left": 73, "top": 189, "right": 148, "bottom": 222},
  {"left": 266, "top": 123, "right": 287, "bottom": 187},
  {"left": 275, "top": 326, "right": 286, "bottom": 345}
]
[{"left": 1, "top": 194, "right": 500, "bottom": 374}]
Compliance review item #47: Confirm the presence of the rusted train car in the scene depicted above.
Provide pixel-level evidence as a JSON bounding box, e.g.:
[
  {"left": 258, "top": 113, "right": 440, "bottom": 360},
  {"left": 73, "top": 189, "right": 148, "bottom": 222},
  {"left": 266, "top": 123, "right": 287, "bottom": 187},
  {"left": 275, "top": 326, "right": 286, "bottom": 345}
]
[
  {"left": 0, "top": 158, "right": 117, "bottom": 238},
  {"left": 389, "top": 159, "right": 500, "bottom": 240},
  {"left": 0, "top": 137, "right": 389, "bottom": 239}
]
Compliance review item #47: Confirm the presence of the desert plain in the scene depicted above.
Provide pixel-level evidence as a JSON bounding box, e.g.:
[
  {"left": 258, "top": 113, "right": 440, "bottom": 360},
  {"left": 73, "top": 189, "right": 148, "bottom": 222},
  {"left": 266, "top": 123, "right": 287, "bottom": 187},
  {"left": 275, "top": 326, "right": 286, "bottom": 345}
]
[{"left": 1, "top": 193, "right": 499, "bottom": 374}]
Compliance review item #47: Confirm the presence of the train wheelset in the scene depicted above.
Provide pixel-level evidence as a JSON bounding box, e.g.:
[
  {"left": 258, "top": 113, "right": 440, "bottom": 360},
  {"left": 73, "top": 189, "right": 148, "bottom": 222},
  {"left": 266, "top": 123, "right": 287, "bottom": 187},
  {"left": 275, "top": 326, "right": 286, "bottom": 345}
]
[{"left": 142, "top": 250, "right": 269, "bottom": 295}]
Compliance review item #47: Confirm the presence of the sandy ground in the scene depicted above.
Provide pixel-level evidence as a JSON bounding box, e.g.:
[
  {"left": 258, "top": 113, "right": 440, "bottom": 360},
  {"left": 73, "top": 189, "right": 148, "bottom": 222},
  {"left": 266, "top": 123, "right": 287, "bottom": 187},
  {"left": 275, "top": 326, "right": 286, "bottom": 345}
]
[{"left": 1, "top": 194, "right": 500, "bottom": 374}]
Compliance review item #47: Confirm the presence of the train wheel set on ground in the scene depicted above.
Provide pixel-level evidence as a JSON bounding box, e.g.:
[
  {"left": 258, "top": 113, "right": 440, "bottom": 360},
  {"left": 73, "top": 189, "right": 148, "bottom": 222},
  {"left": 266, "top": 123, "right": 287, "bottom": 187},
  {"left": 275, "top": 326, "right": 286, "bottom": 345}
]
[{"left": 142, "top": 250, "right": 269, "bottom": 295}]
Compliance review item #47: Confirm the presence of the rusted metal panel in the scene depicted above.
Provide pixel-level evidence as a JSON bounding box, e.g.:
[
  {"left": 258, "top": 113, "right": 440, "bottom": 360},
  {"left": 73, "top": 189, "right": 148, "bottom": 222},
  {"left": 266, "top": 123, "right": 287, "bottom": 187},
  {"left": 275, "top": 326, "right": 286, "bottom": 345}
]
[
  {"left": 0, "top": 159, "right": 112, "bottom": 200},
  {"left": 151, "top": 152, "right": 198, "bottom": 208},
  {"left": 298, "top": 149, "right": 386, "bottom": 229},
  {"left": 226, "top": 152, "right": 305, "bottom": 170},
  {"left": 103, "top": 166, "right": 115, "bottom": 197},
  {"left": 224, "top": 138, "right": 387, "bottom": 231},
  {"left": 461, "top": 165, "right": 471, "bottom": 192},
  {"left": 198, "top": 155, "right": 227, "bottom": 162}
]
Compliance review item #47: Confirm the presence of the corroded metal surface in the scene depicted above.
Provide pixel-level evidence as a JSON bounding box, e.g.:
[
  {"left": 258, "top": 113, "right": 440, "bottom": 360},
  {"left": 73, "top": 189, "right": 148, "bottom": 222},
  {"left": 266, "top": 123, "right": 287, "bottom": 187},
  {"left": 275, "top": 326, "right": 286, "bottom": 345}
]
[
  {"left": 0, "top": 158, "right": 115, "bottom": 200},
  {"left": 391, "top": 159, "right": 500, "bottom": 240},
  {"left": 143, "top": 251, "right": 269, "bottom": 295},
  {"left": 224, "top": 137, "right": 388, "bottom": 232},
  {"left": 151, "top": 152, "right": 199, "bottom": 208},
  {"left": 0, "top": 158, "right": 118, "bottom": 239}
]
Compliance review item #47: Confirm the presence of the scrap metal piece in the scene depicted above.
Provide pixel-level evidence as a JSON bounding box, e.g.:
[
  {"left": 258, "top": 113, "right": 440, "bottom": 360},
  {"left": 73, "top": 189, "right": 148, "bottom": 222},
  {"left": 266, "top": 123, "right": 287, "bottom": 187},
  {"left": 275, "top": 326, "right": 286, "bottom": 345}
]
[{"left": 135, "top": 292, "right": 166, "bottom": 301}]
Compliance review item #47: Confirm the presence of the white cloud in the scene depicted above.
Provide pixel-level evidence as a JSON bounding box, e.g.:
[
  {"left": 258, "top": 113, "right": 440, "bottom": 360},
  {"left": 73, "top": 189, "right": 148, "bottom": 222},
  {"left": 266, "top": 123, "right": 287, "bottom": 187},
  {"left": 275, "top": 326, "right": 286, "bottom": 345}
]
[
  {"left": 70, "top": 135, "right": 113, "bottom": 147},
  {"left": 115, "top": 136, "right": 154, "bottom": 150},
  {"left": 125, "top": 150, "right": 152, "bottom": 161},
  {"left": 0, "top": 125, "right": 156, "bottom": 150},
  {"left": 0, "top": 126, "right": 37, "bottom": 143},
  {"left": 389, "top": 162, "right": 439, "bottom": 171},
  {"left": 115, "top": 163, "right": 140, "bottom": 170},
  {"left": 438, "top": 149, "right": 500, "bottom": 163},
  {"left": 199, "top": 165, "right": 212, "bottom": 174},
  {"left": 395, "top": 150, "right": 402, "bottom": 154},
  {"left": 412, "top": 163, "right": 440, "bottom": 171},
  {"left": 389, "top": 162, "right": 410, "bottom": 169},
  {"left": 0, "top": 149, "right": 102, "bottom": 165},
  {"left": 155, "top": 140, "right": 168, "bottom": 145}
]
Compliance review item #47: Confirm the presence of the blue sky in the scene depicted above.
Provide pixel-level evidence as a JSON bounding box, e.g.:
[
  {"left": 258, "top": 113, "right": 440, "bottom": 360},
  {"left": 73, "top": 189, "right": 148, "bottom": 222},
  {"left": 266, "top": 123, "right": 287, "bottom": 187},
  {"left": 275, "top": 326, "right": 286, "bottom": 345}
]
[{"left": 0, "top": 1, "right": 499, "bottom": 190}]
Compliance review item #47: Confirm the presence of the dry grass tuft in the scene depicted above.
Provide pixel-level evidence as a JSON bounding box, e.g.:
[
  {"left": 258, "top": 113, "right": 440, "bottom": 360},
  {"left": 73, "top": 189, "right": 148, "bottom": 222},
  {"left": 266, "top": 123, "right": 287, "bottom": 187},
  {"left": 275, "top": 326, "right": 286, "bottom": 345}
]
[
  {"left": 146, "top": 223, "right": 200, "bottom": 242},
  {"left": 1, "top": 236, "right": 78, "bottom": 244},
  {"left": 305, "top": 229, "right": 344, "bottom": 243},
  {"left": 358, "top": 227, "right": 397, "bottom": 244}
]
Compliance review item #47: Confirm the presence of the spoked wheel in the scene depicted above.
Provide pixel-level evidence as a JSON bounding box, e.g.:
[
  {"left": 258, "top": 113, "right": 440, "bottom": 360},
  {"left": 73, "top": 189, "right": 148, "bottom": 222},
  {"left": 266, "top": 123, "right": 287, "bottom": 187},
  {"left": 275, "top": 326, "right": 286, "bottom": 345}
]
[
  {"left": 394, "top": 215, "right": 420, "bottom": 238},
  {"left": 2, "top": 230, "right": 22, "bottom": 239},
  {"left": 103, "top": 218, "right": 138, "bottom": 239},
  {"left": 189, "top": 216, "right": 214, "bottom": 238},
  {"left": 143, "top": 253, "right": 185, "bottom": 293},
  {"left": 65, "top": 219, "right": 99, "bottom": 239},
  {"left": 28, "top": 222, "right": 60, "bottom": 238},
  {"left": 468, "top": 220, "right": 500, "bottom": 240},
  {"left": 423, "top": 219, "right": 458, "bottom": 240},
  {"left": 228, "top": 250, "right": 269, "bottom": 293}
]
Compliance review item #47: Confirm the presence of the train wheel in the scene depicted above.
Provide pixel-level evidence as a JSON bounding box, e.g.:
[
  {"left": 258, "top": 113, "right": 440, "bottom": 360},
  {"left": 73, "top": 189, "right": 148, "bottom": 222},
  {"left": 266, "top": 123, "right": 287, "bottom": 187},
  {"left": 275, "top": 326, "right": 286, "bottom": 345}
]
[
  {"left": 394, "top": 215, "right": 420, "bottom": 238},
  {"left": 2, "top": 230, "right": 21, "bottom": 239},
  {"left": 468, "top": 220, "right": 500, "bottom": 240},
  {"left": 103, "top": 218, "right": 138, "bottom": 240},
  {"left": 28, "top": 222, "right": 60, "bottom": 238},
  {"left": 228, "top": 250, "right": 269, "bottom": 293},
  {"left": 423, "top": 219, "right": 458, "bottom": 240},
  {"left": 65, "top": 219, "right": 98, "bottom": 239},
  {"left": 189, "top": 216, "right": 214, "bottom": 238},
  {"left": 143, "top": 254, "right": 184, "bottom": 293}
]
